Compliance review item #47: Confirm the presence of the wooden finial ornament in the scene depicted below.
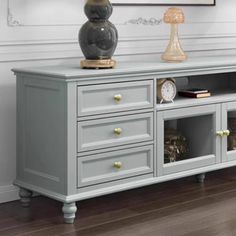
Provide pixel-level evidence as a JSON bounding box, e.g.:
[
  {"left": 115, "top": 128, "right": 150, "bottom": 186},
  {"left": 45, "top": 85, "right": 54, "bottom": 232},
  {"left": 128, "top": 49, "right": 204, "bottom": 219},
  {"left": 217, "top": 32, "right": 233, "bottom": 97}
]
[{"left": 161, "top": 7, "right": 187, "bottom": 63}]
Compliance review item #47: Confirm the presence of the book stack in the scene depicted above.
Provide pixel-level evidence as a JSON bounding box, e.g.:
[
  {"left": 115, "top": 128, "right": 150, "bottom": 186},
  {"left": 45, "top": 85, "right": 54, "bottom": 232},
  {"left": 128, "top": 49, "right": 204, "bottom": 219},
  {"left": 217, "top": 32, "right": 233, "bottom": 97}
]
[{"left": 178, "top": 88, "right": 211, "bottom": 98}]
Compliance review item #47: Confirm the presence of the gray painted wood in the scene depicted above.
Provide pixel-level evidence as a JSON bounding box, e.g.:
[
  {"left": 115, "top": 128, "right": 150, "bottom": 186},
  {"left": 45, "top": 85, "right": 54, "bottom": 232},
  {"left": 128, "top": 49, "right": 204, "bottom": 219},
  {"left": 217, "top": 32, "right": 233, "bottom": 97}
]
[
  {"left": 13, "top": 57, "right": 236, "bottom": 223},
  {"left": 19, "top": 187, "right": 32, "bottom": 207},
  {"left": 66, "top": 82, "right": 78, "bottom": 196},
  {"left": 77, "top": 112, "right": 153, "bottom": 152},
  {"left": 156, "top": 90, "right": 236, "bottom": 111},
  {"left": 62, "top": 202, "right": 77, "bottom": 224},
  {"left": 153, "top": 78, "right": 158, "bottom": 177},
  {"left": 12, "top": 56, "right": 236, "bottom": 81},
  {"left": 195, "top": 173, "right": 206, "bottom": 183},
  {"left": 14, "top": 159, "right": 236, "bottom": 203},
  {"left": 77, "top": 145, "right": 153, "bottom": 187},
  {"left": 16, "top": 76, "right": 67, "bottom": 195},
  {"left": 222, "top": 101, "right": 236, "bottom": 162},
  {"left": 157, "top": 104, "right": 221, "bottom": 175},
  {"left": 77, "top": 80, "right": 153, "bottom": 117}
]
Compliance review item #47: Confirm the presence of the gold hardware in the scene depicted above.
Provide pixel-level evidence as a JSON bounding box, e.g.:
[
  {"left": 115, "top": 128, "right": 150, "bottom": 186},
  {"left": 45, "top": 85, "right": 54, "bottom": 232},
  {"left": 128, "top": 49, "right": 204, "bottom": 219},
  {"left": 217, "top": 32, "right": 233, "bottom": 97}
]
[
  {"left": 216, "top": 131, "right": 224, "bottom": 137},
  {"left": 113, "top": 161, "right": 122, "bottom": 169},
  {"left": 223, "top": 130, "right": 230, "bottom": 136},
  {"left": 114, "top": 94, "right": 122, "bottom": 102},
  {"left": 114, "top": 128, "right": 122, "bottom": 135},
  {"left": 80, "top": 59, "right": 116, "bottom": 69}
]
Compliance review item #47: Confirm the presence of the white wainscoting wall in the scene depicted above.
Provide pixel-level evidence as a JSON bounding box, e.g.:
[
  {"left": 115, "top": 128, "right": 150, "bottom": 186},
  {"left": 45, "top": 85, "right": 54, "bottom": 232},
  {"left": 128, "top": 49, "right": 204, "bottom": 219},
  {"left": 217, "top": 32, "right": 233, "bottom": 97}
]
[{"left": 0, "top": 0, "right": 236, "bottom": 203}]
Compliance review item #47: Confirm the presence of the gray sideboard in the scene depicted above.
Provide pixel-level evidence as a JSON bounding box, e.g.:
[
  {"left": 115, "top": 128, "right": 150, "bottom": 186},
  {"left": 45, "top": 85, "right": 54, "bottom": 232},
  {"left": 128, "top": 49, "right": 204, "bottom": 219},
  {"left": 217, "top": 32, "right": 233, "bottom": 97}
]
[{"left": 13, "top": 56, "right": 236, "bottom": 223}]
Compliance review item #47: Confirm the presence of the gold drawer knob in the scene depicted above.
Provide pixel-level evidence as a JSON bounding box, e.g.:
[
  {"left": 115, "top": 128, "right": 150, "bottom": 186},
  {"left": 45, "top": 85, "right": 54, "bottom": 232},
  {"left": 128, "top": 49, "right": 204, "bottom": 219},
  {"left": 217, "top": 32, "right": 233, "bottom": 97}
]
[
  {"left": 113, "top": 161, "right": 122, "bottom": 169},
  {"left": 223, "top": 130, "right": 230, "bottom": 136},
  {"left": 114, "top": 94, "right": 122, "bottom": 102},
  {"left": 216, "top": 131, "right": 224, "bottom": 137},
  {"left": 114, "top": 128, "right": 122, "bottom": 135}
]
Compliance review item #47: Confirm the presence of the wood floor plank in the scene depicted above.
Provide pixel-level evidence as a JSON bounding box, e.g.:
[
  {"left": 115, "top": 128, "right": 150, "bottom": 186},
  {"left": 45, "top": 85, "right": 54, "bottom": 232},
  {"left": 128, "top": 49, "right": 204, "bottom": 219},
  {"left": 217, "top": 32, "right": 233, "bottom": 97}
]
[
  {"left": 0, "top": 167, "right": 236, "bottom": 236},
  {"left": 61, "top": 191, "right": 236, "bottom": 236}
]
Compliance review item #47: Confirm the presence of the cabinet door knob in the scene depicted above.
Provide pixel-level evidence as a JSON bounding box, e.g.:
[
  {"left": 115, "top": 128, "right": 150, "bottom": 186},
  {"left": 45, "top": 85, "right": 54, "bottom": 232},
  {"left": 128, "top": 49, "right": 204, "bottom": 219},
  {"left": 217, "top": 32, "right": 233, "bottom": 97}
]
[
  {"left": 216, "top": 131, "right": 224, "bottom": 137},
  {"left": 223, "top": 130, "right": 230, "bottom": 136},
  {"left": 114, "top": 94, "right": 122, "bottom": 102},
  {"left": 114, "top": 128, "right": 122, "bottom": 135},
  {"left": 113, "top": 161, "right": 122, "bottom": 169}
]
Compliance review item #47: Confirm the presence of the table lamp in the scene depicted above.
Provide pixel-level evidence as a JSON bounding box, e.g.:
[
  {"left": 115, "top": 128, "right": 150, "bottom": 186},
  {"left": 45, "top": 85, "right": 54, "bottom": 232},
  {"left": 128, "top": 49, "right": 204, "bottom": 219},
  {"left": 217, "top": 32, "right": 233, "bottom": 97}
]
[{"left": 161, "top": 7, "right": 187, "bottom": 62}]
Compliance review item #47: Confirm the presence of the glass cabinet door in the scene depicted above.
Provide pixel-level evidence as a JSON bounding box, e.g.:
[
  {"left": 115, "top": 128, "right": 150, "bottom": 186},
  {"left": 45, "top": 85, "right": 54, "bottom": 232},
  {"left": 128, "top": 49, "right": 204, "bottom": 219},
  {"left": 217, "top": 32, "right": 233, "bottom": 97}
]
[
  {"left": 157, "top": 104, "right": 221, "bottom": 176},
  {"left": 222, "top": 101, "right": 236, "bottom": 162}
]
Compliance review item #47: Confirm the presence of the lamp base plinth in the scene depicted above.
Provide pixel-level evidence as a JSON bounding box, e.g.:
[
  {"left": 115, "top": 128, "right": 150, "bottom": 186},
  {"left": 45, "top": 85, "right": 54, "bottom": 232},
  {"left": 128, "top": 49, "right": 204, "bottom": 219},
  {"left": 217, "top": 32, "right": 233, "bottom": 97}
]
[
  {"left": 80, "top": 59, "right": 116, "bottom": 69},
  {"left": 161, "top": 53, "right": 187, "bottom": 63}
]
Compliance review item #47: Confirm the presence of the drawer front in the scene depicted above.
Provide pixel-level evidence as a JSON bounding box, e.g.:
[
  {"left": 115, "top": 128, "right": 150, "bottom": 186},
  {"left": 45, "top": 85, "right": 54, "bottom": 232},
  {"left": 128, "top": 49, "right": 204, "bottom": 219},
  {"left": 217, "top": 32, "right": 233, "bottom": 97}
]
[
  {"left": 77, "top": 112, "right": 153, "bottom": 152},
  {"left": 77, "top": 80, "right": 154, "bottom": 117},
  {"left": 77, "top": 145, "right": 153, "bottom": 187}
]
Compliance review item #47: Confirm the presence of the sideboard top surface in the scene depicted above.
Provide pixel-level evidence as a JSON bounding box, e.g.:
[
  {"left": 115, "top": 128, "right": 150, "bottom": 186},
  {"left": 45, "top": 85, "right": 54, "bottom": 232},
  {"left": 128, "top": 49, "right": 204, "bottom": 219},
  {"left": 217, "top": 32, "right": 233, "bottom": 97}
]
[{"left": 12, "top": 56, "right": 236, "bottom": 81}]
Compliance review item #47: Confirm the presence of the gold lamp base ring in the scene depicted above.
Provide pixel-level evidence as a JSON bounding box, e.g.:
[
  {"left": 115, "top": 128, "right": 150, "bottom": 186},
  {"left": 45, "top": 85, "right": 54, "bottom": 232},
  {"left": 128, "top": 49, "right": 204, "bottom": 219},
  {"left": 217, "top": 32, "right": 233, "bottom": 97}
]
[{"left": 80, "top": 59, "right": 116, "bottom": 69}]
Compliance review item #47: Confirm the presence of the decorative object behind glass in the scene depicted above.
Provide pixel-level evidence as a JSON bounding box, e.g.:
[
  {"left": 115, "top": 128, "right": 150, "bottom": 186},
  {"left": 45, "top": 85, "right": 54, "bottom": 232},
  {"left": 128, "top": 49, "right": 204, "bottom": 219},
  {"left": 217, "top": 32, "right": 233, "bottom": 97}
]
[
  {"left": 79, "top": 0, "right": 118, "bottom": 69},
  {"left": 228, "top": 117, "right": 236, "bottom": 151},
  {"left": 164, "top": 114, "right": 213, "bottom": 164},
  {"left": 164, "top": 128, "right": 188, "bottom": 163},
  {"left": 161, "top": 7, "right": 187, "bottom": 62}
]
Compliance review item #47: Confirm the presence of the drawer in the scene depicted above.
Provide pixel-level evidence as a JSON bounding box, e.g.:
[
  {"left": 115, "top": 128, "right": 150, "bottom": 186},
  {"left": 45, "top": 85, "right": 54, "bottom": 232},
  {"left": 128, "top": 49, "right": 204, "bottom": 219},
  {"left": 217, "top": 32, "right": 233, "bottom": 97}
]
[
  {"left": 77, "top": 145, "right": 153, "bottom": 187},
  {"left": 77, "top": 80, "right": 154, "bottom": 117},
  {"left": 77, "top": 112, "right": 153, "bottom": 152}
]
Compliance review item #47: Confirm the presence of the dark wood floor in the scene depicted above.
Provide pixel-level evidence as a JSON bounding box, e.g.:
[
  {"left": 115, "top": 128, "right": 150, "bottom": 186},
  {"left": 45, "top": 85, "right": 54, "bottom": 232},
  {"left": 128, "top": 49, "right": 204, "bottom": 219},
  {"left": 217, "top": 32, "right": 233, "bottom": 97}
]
[{"left": 1, "top": 168, "right": 236, "bottom": 236}]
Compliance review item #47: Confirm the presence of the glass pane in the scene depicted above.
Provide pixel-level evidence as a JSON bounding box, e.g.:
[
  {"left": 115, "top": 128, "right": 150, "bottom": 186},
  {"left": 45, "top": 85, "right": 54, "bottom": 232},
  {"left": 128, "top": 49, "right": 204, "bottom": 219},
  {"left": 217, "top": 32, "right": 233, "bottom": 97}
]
[
  {"left": 228, "top": 111, "right": 236, "bottom": 151},
  {"left": 164, "top": 115, "right": 214, "bottom": 164}
]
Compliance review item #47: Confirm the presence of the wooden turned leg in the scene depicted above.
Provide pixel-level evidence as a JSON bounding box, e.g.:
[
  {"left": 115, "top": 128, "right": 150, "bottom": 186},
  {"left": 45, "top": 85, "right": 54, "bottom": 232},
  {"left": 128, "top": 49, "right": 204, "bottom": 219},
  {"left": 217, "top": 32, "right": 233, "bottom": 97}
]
[
  {"left": 19, "top": 188, "right": 33, "bottom": 207},
  {"left": 62, "top": 202, "right": 77, "bottom": 224},
  {"left": 195, "top": 173, "right": 206, "bottom": 183}
]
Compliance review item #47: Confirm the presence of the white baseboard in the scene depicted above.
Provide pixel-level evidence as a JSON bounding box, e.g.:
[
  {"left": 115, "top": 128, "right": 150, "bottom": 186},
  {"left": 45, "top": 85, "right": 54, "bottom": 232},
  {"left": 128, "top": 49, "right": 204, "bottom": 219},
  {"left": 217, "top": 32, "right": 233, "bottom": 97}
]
[{"left": 0, "top": 185, "right": 19, "bottom": 204}]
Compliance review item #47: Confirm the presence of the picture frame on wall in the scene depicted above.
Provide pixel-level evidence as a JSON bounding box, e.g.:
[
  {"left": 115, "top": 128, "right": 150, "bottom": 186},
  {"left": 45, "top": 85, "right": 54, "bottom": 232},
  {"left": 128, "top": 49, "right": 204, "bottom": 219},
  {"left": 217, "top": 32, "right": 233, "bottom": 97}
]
[{"left": 111, "top": 0, "right": 215, "bottom": 6}]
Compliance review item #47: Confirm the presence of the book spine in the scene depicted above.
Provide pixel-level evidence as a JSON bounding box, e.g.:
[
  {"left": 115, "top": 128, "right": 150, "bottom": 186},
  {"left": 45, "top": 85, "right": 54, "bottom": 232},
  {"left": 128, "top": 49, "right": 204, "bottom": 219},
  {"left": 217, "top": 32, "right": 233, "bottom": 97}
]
[
  {"left": 178, "top": 92, "right": 211, "bottom": 98},
  {"left": 178, "top": 91, "right": 197, "bottom": 98}
]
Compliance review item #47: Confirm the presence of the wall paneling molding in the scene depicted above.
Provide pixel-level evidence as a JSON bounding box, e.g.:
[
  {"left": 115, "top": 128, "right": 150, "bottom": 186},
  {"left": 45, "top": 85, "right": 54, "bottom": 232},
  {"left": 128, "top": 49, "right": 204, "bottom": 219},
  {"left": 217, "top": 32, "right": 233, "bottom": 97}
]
[
  {"left": 125, "top": 17, "right": 163, "bottom": 26},
  {"left": 1, "top": 33, "right": 236, "bottom": 62},
  {"left": 7, "top": 7, "right": 23, "bottom": 27},
  {"left": 7, "top": 0, "right": 85, "bottom": 27}
]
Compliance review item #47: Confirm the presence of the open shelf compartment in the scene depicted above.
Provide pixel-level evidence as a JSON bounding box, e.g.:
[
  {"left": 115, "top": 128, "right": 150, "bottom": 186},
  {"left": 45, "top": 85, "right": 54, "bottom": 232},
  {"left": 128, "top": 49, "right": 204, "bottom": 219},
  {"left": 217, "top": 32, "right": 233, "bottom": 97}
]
[{"left": 156, "top": 72, "right": 236, "bottom": 111}]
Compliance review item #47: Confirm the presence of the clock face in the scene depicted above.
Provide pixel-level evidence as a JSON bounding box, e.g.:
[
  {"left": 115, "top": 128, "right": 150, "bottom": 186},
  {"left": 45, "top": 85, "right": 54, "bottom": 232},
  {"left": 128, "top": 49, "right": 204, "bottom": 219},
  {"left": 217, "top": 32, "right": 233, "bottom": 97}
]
[{"left": 161, "top": 80, "right": 176, "bottom": 102}]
